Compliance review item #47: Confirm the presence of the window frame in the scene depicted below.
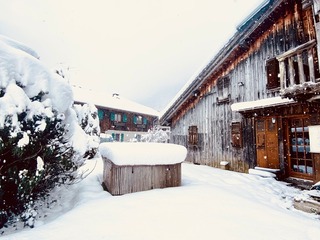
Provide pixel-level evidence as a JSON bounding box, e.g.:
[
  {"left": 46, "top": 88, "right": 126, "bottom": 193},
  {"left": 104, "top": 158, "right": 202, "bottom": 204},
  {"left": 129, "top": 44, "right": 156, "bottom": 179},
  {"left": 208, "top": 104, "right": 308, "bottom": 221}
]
[
  {"left": 188, "top": 125, "right": 198, "bottom": 146},
  {"left": 266, "top": 57, "right": 280, "bottom": 90},
  {"left": 217, "top": 76, "right": 230, "bottom": 103}
]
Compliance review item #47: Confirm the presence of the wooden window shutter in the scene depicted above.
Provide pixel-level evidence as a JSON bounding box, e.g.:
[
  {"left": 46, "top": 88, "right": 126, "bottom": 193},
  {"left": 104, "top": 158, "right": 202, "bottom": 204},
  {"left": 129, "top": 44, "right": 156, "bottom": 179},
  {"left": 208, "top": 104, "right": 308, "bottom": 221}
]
[
  {"left": 110, "top": 112, "right": 115, "bottom": 121},
  {"left": 123, "top": 114, "right": 127, "bottom": 123},
  {"left": 143, "top": 117, "right": 147, "bottom": 125},
  {"left": 231, "top": 122, "right": 242, "bottom": 148},
  {"left": 98, "top": 109, "right": 104, "bottom": 120},
  {"left": 266, "top": 58, "right": 280, "bottom": 89}
]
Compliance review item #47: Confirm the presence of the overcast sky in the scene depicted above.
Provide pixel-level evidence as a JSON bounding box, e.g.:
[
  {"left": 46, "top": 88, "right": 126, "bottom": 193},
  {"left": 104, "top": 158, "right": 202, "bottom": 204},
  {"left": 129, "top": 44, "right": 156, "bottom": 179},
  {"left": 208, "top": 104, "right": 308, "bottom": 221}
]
[{"left": 0, "top": 0, "right": 263, "bottom": 111}]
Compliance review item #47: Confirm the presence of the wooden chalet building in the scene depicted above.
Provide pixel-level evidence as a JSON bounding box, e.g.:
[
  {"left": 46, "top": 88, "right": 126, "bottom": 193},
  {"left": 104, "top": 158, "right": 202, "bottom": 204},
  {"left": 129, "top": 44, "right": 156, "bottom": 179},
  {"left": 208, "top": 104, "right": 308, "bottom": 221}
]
[
  {"left": 73, "top": 87, "right": 159, "bottom": 142},
  {"left": 160, "top": 0, "right": 320, "bottom": 183}
]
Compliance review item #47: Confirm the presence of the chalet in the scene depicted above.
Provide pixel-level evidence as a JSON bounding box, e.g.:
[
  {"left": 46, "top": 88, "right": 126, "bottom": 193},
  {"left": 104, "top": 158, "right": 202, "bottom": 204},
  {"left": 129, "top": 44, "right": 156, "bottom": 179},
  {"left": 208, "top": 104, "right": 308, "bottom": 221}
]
[
  {"left": 73, "top": 86, "right": 159, "bottom": 142},
  {"left": 160, "top": 0, "right": 320, "bottom": 183}
]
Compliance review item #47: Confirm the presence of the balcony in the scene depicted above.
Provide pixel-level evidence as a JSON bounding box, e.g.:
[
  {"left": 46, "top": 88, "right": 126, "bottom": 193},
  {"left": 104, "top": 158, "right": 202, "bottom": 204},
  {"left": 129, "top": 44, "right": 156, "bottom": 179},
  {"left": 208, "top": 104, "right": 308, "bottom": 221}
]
[{"left": 277, "top": 39, "right": 320, "bottom": 101}]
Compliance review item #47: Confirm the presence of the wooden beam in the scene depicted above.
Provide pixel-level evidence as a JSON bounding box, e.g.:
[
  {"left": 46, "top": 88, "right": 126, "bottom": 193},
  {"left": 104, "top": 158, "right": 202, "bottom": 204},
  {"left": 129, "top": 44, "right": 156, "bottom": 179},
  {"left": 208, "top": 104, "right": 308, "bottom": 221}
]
[{"left": 276, "top": 39, "right": 316, "bottom": 61}]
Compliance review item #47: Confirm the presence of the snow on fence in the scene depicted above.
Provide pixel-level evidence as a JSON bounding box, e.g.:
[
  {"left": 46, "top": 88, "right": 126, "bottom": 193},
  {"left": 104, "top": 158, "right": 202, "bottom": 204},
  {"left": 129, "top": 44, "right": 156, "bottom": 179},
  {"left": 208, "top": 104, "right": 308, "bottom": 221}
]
[{"left": 99, "top": 142, "right": 187, "bottom": 195}]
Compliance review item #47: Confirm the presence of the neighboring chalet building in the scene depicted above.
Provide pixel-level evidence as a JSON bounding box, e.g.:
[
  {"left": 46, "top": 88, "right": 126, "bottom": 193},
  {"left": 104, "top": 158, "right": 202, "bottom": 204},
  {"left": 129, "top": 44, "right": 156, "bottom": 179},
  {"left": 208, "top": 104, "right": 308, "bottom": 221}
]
[
  {"left": 160, "top": 0, "right": 320, "bottom": 183},
  {"left": 73, "top": 87, "right": 159, "bottom": 142}
]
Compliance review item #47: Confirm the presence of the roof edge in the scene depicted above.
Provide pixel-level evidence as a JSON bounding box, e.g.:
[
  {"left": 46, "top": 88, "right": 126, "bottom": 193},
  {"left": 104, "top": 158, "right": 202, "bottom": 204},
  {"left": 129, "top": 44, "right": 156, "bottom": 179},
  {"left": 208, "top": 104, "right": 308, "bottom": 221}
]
[{"left": 160, "top": 0, "right": 283, "bottom": 124}]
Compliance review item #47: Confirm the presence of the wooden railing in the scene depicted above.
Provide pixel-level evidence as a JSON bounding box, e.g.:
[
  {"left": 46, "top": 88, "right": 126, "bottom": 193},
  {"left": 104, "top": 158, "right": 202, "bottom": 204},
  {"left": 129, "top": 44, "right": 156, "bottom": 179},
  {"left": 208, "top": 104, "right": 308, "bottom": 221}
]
[{"left": 276, "top": 39, "right": 317, "bottom": 90}]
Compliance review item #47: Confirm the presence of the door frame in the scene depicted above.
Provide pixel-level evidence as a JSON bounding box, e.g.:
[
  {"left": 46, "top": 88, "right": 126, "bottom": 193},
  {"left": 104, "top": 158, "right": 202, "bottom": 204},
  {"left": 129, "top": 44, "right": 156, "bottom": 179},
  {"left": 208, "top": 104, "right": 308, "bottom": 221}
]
[{"left": 283, "top": 116, "right": 315, "bottom": 181}]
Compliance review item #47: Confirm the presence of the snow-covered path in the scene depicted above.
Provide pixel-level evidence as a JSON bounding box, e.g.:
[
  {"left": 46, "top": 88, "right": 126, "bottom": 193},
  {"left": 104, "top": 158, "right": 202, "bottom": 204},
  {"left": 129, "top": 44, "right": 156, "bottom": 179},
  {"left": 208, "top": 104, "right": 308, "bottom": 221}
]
[{"left": 2, "top": 159, "right": 320, "bottom": 240}]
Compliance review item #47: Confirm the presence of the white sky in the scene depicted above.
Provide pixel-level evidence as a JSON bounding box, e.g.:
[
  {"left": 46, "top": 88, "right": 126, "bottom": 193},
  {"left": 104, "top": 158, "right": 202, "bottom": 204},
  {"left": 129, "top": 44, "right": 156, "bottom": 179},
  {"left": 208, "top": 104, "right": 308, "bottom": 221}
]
[{"left": 0, "top": 0, "right": 264, "bottom": 111}]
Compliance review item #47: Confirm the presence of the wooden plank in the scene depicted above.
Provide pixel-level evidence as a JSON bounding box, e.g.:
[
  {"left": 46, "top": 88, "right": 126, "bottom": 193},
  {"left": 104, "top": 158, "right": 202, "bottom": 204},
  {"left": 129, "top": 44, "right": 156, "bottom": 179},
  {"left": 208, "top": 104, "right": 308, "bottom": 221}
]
[{"left": 293, "top": 199, "right": 320, "bottom": 214}]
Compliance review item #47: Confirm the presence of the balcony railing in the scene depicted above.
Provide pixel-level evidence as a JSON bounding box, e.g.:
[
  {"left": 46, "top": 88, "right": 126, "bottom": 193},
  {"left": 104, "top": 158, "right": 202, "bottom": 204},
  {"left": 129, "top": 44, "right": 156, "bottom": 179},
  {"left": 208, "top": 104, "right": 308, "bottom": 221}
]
[{"left": 276, "top": 39, "right": 317, "bottom": 90}]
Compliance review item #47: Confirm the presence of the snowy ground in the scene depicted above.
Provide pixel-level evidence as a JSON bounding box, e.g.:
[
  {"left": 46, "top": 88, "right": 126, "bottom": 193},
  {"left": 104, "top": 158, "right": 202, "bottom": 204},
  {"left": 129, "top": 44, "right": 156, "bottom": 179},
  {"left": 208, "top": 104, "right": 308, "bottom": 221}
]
[{"left": 2, "top": 158, "right": 320, "bottom": 240}]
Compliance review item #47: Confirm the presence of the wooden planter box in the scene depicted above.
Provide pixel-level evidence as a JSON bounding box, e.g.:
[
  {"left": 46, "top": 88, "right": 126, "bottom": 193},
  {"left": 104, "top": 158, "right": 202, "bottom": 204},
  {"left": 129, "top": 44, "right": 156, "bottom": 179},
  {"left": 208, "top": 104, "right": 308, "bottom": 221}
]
[{"left": 102, "top": 158, "right": 182, "bottom": 195}]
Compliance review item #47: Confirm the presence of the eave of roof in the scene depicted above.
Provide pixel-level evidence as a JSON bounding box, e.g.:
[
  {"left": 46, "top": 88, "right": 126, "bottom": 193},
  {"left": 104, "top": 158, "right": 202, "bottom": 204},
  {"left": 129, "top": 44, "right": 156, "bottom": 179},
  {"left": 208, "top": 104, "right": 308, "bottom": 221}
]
[
  {"left": 160, "top": 0, "right": 283, "bottom": 124},
  {"left": 230, "top": 96, "right": 295, "bottom": 112}
]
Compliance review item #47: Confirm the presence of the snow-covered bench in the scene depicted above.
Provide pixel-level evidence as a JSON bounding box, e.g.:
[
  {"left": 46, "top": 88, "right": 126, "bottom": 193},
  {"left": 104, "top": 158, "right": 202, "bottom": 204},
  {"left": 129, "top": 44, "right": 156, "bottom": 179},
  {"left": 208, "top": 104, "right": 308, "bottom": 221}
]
[{"left": 99, "top": 142, "right": 187, "bottom": 195}]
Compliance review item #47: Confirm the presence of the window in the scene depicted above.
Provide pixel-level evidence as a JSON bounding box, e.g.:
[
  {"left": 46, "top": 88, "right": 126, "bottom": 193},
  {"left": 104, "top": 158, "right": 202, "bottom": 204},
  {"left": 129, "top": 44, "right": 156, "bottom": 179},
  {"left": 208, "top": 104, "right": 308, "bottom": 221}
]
[
  {"left": 188, "top": 126, "right": 198, "bottom": 146},
  {"left": 266, "top": 58, "right": 280, "bottom": 89},
  {"left": 289, "top": 118, "right": 312, "bottom": 175},
  {"left": 231, "top": 122, "right": 242, "bottom": 148},
  {"left": 217, "top": 76, "right": 230, "bottom": 103},
  {"left": 115, "top": 113, "right": 121, "bottom": 122},
  {"left": 110, "top": 112, "right": 122, "bottom": 122}
]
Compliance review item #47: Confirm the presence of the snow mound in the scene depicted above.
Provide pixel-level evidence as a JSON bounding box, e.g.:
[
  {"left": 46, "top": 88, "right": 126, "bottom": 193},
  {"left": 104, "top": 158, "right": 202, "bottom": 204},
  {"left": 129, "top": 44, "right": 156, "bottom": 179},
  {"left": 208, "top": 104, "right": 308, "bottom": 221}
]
[{"left": 99, "top": 142, "right": 187, "bottom": 165}]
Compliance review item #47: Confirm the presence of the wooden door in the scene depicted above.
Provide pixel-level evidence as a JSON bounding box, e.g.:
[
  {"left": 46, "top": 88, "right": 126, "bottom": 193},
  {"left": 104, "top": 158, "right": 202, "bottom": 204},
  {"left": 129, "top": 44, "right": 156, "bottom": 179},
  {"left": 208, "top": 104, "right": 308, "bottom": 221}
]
[{"left": 256, "top": 118, "right": 280, "bottom": 169}]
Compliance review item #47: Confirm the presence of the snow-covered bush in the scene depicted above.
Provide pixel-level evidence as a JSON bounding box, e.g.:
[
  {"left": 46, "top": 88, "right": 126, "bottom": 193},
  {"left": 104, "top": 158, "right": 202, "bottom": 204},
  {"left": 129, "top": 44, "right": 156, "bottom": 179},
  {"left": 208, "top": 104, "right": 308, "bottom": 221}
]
[
  {"left": 141, "top": 126, "right": 170, "bottom": 143},
  {"left": 0, "top": 35, "right": 88, "bottom": 228},
  {"left": 73, "top": 103, "right": 100, "bottom": 159}
]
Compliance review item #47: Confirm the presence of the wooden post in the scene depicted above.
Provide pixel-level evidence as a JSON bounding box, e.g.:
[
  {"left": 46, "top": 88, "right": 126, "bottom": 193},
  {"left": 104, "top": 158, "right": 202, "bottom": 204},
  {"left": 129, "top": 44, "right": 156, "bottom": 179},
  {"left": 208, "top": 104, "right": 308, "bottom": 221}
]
[
  {"left": 288, "top": 57, "right": 295, "bottom": 86},
  {"left": 297, "top": 53, "right": 306, "bottom": 84},
  {"left": 308, "top": 48, "right": 315, "bottom": 83},
  {"left": 313, "top": 0, "right": 320, "bottom": 71},
  {"left": 279, "top": 60, "right": 287, "bottom": 89}
]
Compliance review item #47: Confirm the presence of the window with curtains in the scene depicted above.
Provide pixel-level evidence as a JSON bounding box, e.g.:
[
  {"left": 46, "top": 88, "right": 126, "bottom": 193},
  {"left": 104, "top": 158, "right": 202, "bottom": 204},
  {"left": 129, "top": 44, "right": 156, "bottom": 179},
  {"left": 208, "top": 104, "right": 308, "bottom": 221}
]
[{"left": 110, "top": 112, "right": 122, "bottom": 122}]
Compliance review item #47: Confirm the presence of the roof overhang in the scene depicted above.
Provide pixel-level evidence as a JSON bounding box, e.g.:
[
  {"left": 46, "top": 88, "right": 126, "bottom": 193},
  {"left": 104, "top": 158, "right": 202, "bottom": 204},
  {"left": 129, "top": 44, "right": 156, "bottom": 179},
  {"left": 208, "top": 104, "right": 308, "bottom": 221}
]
[{"left": 231, "top": 96, "right": 295, "bottom": 112}]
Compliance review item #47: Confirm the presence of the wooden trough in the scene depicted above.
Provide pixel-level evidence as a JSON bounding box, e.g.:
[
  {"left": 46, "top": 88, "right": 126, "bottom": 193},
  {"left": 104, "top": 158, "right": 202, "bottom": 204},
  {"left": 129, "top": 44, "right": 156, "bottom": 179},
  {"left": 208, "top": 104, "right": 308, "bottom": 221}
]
[
  {"left": 102, "top": 158, "right": 181, "bottom": 195},
  {"left": 100, "top": 143, "right": 187, "bottom": 196}
]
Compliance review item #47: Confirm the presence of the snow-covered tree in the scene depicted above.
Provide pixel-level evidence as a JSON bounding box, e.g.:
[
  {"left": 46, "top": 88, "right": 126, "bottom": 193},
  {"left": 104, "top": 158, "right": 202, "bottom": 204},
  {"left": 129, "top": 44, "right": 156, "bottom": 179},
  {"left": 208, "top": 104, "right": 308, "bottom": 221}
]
[
  {"left": 141, "top": 126, "right": 170, "bottom": 143},
  {"left": 0, "top": 35, "right": 89, "bottom": 228},
  {"left": 73, "top": 103, "right": 100, "bottom": 159}
]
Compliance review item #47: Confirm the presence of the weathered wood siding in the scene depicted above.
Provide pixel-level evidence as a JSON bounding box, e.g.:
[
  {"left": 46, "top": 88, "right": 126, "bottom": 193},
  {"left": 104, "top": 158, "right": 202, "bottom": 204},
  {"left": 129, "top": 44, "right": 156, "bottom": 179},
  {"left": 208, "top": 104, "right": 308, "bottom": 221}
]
[
  {"left": 102, "top": 158, "right": 181, "bottom": 195},
  {"left": 169, "top": 0, "right": 316, "bottom": 173}
]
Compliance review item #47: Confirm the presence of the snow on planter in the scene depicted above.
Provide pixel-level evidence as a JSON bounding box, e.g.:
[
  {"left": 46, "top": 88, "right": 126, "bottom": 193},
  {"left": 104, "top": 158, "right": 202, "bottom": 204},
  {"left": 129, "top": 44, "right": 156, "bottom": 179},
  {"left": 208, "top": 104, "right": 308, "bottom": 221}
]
[{"left": 99, "top": 142, "right": 187, "bottom": 195}]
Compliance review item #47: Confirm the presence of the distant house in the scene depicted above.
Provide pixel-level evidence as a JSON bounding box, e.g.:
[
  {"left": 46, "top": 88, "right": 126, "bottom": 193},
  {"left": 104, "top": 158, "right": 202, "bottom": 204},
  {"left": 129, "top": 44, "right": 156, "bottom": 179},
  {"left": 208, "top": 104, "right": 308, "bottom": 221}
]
[
  {"left": 161, "top": 0, "right": 320, "bottom": 183},
  {"left": 73, "top": 86, "right": 159, "bottom": 142}
]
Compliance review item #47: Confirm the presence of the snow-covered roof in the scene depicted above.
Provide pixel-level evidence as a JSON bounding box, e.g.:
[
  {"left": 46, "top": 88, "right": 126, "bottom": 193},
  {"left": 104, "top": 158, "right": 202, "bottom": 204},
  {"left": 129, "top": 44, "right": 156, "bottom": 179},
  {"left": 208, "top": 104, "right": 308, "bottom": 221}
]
[
  {"left": 99, "top": 142, "right": 187, "bottom": 166},
  {"left": 231, "top": 97, "right": 295, "bottom": 112},
  {"left": 160, "top": 0, "right": 282, "bottom": 122},
  {"left": 72, "top": 86, "right": 160, "bottom": 117}
]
